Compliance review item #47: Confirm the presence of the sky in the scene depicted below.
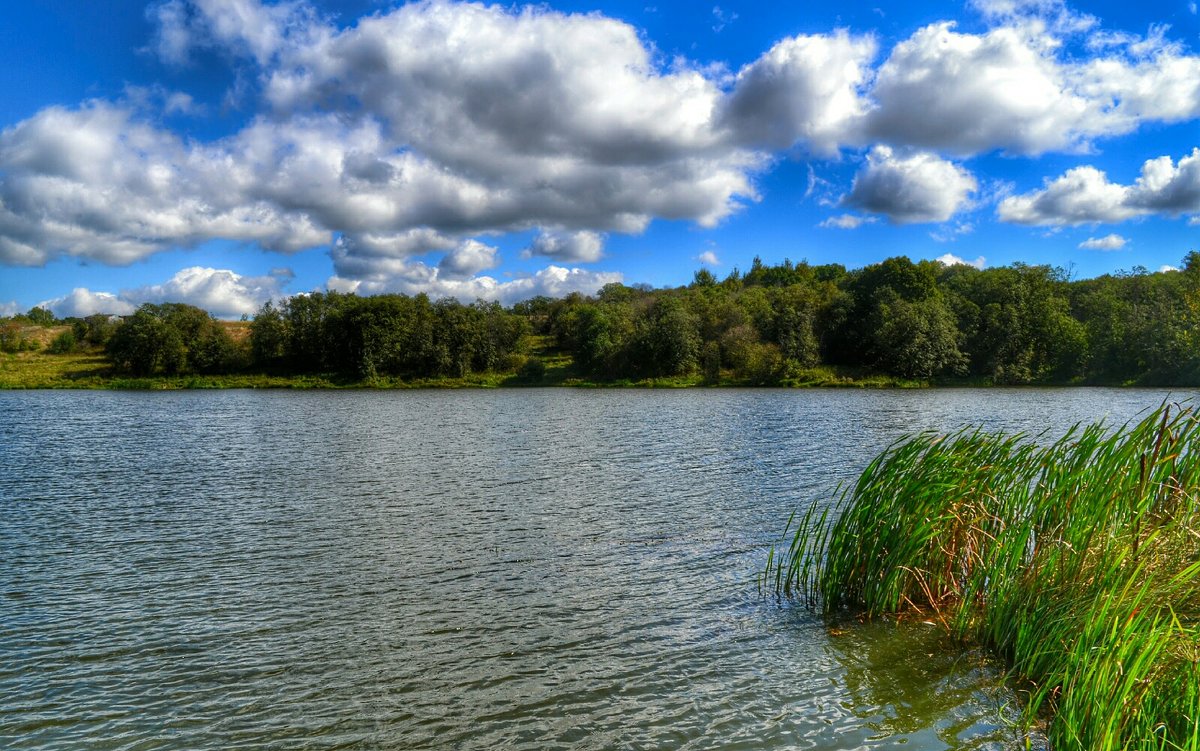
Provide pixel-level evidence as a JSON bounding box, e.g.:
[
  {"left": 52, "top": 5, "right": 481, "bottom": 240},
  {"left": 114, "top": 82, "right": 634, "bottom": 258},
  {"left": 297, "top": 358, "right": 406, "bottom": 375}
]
[{"left": 0, "top": 0, "right": 1197, "bottom": 318}]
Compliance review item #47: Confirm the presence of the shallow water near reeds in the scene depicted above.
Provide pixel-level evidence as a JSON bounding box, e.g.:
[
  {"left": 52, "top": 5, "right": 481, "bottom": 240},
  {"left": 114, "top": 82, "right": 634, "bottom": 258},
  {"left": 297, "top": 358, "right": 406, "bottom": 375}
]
[{"left": 1, "top": 388, "right": 1193, "bottom": 750}]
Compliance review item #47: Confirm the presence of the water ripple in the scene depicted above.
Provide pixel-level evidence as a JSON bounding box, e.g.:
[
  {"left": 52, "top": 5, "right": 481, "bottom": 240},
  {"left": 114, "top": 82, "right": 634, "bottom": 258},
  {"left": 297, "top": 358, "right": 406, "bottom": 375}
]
[{"left": 1, "top": 388, "right": 1189, "bottom": 749}]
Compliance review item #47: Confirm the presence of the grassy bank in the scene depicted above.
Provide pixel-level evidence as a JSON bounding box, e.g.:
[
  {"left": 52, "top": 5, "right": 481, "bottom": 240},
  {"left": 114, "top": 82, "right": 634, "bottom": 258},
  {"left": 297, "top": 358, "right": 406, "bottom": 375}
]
[
  {"left": 0, "top": 345, "right": 925, "bottom": 389},
  {"left": 769, "top": 404, "right": 1200, "bottom": 750}
]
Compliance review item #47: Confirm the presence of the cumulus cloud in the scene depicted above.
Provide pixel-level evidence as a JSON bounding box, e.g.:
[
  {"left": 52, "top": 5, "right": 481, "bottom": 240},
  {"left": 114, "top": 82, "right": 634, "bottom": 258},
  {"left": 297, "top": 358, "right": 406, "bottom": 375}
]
[
  {"left": 936, "top": 253, "right": 986, "bottom": 269},
  {"left": 864, "top": 21, "right": 1200, "bottom": 156},
  {"left": 696, "top": 250, "right": 720, "bottom": 265},
  {"left": 998, "top": 166, "right": 1135, "bottom": 225},
  {"left": 1160, "top": 264, "right": 1180, "bottom": 272},
  {"left": 0, "top": 103, "right": 330, "bottom": 266},
  {"left": 3, "top": 1, "right": 784, "bottom": 280},
  {"left": 0, "top": 300, "right": 20, "bottom": 317},
  {"left": 2, "top": 0, "right": 1199, "bottom": 289},
  {"left": 38, "top": 266, "right": 290, "bottom": 319},
  {"left": 719, "top": 30, "right": 876, "bottom": 154},
  {"left": 819, "top": 214, "right": 877, "bottom": 229},
  {"left": 39, "top": 288, "right": 138, "bottom": 318},
  {"left": 1079, "top": 233, "right": 1128, "bottom": 250},
  {"left": 522, "top": 231, "right": 605, "bottom": 263},
  {"left": 999, "top": 148, "right": 1200, "bottom": 225},
  {"left": 261, "top": 0, "right": 763, "bottom": 232},
  {"left": 842, "top": 146, "right": 977, "bottom": 223},
  {"left": 437, "top": 239, "right": 499, "bottom": 279},
  {"left": 330, "top": 263, "right": 621, "bottom": 306},
  {"left": 128, "top": 266, "right": 292, "bottom": 317}
]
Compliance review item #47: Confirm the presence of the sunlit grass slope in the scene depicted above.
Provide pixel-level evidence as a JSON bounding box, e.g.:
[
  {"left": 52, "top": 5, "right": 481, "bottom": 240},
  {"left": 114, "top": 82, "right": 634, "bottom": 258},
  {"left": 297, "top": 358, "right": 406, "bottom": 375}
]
[{"left": 771, "top": 403, "right": 1200, "bottom": 750}]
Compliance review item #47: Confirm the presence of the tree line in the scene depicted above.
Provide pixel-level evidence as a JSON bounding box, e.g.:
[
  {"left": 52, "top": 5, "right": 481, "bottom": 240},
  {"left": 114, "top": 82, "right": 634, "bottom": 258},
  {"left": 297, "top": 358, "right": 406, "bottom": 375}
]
[
  {"left": 8, "top": 251, "right": 1199, "bottom": 385},
  {"left": 537, "top": 251, "right": 1200, "bottom": 385}
]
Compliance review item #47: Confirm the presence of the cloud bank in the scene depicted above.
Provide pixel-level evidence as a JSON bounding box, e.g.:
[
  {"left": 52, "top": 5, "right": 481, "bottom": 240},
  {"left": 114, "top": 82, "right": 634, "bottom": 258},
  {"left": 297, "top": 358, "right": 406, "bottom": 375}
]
[
  {"left": 0, "top": 0, "right": 1198, "bottom": 305},
  {"left": 38, "top": 266, "right": 292, "bottom": 319}
]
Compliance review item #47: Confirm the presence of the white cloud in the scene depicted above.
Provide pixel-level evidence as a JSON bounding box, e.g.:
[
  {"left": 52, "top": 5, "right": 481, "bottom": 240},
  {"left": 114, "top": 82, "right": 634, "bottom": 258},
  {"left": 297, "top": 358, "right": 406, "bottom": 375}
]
[
  {"left": 38, "top": 266, "right": 291, "bottom": 319},
  {"left": 0, "top": 301, "right": 20, "bottom": 317},
  {"left": 1160, "top": 264, "right": 1180, "bottom": 272},
  {"left": 998, "top": 166, "right": 1135, "bottom": 225},
  {"left": 128, "top": 266, "right": 292, "bottom": 318},
  {"left": 864, "top": 21, "right": 1200, "bottom": 156},
  {"left": 0, "top": 103, "right": 330, "bottom": 266},
  {"left": 930, "top": 222, "right": 975, "bottom": 242},
  {"left": 437, "top": 239, "right": 499, "bottom": 279},
  {"left": 936, "top": 253, "right": 986, "bottom": 269},
  {"left": 3, "top": 1, "right": 781, "bottom": 279},
  {"left": 2, "top": 0, "right": 1199, "bottom": 288},
  {"left": 999, "top": 148, "right": 1200, "bottom": 225},
  {"left": 711, "top": 6, "right": 738, "bottom": 33},
  {"left": 970, "top": 0, "right": 1097, "bottom": 35},
  {"left": 696, "top": 250, "right": 720, "bottom": 265},
  {"left": 865, "top": 23, "right": 1090, "bottom": 155},
  {"left": 819, "top": 214, "right": 877, "bottom": 229},
  {"left": 149, "top": 0, "right": 313, "bottom": 66},
  {"left": 719, "top": 30, "right": 876, "bottom": 154},
  {"left": 330, "top": 263, "right": 621, "bottom": 306},
  {"left": 1079, "top": 233, "right": 1128, "bottom": 250},
  {"left": 262, "top": 1, "right": 763, "bottom": 230},
  {"left": 522, "top": 231, "right": 605, "bottom": 263},
  {"left": 39, "top": 288, "right": 137, "bottom": 318},
  {"left": 842, "top": 146, "right": 977, "bottom": 223}
]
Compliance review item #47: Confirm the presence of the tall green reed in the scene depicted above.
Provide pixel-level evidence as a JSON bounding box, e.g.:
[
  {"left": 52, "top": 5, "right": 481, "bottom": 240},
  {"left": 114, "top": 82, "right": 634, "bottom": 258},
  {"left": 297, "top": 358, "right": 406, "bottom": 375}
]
[{"left": 770, "top": 403, "right": 1200, "bottom": 750}]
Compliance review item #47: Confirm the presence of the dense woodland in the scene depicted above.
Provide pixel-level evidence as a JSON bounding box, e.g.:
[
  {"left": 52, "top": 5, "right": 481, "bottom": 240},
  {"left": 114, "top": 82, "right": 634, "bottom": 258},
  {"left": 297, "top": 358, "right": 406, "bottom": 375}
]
[
  {"left": 532, "top": 252, "right": 1200, "bottom": 385},
  {"left": 5, "top": 252, "right": 1200, "bottom": 385}
]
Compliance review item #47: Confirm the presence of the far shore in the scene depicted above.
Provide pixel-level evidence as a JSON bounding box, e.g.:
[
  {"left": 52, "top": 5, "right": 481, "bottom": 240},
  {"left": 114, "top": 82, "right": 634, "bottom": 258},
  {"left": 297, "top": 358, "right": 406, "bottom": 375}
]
[{"left": 1, "top": 348, "right": 1189, "bottom": 391}]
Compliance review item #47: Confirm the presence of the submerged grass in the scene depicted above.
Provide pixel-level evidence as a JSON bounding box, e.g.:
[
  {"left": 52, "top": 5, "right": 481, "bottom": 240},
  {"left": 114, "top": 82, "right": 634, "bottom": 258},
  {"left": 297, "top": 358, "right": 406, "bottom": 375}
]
[{"left": 769, "top": 403, "right": 1200, "bottom": 750}]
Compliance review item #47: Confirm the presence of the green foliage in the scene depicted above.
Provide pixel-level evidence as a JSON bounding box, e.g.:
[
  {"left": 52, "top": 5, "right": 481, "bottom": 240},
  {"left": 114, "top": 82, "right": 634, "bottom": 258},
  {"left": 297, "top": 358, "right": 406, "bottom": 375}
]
[
  {"left": 691, "top": 268, "right": 718, "bottom": 288},
  {"left": 106, "top": 303, "right": 242, "bottom": 376},
  {"left": 545, "top": 253, "right": 1200, "bottom": 386},
  {"left": 18, "top": 251, "right": 1200, "bottom": 388},
  {"left": 248, "top": 292, "right": 528, "bottom": 379},
  {"left": 23, "top": 306, "right": 56, "bottom": 326},
  {"left": 47, "top": 330, "right": 78, "bottom": 354},
  {"left": 872, "top": 294, "right": 966, "bottom": 378},
  {"left": 771, "top": 404, "right": 1200, "bottom": 751},
  {"left": 70, "top": 314, "right": 120, "bottom": 347},
  {"left": 0, "top": 322, "right": 42, "bottom": 352}
]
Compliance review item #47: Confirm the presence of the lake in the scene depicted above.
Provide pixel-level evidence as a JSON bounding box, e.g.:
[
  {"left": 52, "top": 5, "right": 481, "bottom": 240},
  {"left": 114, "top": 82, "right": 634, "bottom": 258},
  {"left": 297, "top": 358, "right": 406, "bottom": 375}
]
[{"left": 1, "top": 388, "right": 1192, "bottom": 750}]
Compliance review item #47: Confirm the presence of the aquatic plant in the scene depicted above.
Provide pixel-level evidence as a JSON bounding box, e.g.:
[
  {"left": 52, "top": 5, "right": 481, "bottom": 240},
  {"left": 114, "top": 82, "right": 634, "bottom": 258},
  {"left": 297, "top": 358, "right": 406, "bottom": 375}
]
[{"left": 771, "top": 403, "right": 1200, "bottom": 750}]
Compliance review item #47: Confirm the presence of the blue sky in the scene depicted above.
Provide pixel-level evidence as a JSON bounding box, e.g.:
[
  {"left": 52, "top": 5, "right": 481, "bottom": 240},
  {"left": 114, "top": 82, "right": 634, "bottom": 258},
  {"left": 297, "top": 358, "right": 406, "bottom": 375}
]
[{"left": 0, "top": 0, "right": 1197, "bottom": 318}]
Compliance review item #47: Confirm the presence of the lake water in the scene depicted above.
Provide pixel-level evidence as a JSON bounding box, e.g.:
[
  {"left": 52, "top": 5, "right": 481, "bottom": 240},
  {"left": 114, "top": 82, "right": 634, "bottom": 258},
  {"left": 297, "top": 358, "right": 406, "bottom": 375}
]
[{"left": 1, "top": 388, "right": 1193, "bottom": 750}]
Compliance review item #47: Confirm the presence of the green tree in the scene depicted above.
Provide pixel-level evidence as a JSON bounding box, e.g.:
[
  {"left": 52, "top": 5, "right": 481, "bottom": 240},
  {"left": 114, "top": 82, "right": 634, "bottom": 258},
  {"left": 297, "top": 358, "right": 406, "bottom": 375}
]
[
  {"left": 873, "top": 295, "right": 966, "bottom": 379},
  {"left": 23, "top": 307, "right": 56, "bottom": 326}
]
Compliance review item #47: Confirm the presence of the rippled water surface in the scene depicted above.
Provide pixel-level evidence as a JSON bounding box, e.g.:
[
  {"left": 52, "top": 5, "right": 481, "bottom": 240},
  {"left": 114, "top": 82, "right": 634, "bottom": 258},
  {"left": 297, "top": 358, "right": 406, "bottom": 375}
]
[{"left": 1, "top": 388, "right": 1192, "bottom": 750}]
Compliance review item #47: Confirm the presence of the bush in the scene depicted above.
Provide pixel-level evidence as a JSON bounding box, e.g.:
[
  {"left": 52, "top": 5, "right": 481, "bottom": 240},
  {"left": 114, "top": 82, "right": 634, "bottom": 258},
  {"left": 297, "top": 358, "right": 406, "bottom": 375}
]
[
  {"left": 47, "top": 330, "right": 77, "bottom": 354},
  {"left": 518, "top": 356, "right": 546, "bottom": 381}
]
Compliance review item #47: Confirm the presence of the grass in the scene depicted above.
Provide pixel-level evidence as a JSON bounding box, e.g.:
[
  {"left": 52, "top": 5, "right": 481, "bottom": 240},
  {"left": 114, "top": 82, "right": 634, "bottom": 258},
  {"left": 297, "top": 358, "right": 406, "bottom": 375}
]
[
  {"left": 768, "top": 403, "right": 1200, "bottom": 750},
  {"left": 0, "top": 336, "right": 931, "bottom": 390}
]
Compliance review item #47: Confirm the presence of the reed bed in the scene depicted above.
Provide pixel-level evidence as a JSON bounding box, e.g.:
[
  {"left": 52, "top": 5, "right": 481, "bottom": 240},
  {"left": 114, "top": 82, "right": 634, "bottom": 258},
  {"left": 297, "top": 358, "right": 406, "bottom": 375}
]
[{"left": 770, "top": 403, "right": 1200, "bottom": 750}]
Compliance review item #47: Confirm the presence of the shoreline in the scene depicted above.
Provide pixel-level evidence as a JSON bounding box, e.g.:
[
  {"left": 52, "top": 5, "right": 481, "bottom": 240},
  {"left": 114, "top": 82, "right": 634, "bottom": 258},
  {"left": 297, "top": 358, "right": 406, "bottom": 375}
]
[{"left": 3, "top": 350, "right": 1192, "bottom": 391}]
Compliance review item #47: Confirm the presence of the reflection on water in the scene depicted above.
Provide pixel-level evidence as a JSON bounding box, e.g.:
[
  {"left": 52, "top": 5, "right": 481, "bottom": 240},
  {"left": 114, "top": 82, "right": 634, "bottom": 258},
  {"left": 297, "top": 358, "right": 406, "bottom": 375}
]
[
  {"left": 826, "top": 619, "right": 1044, "bottom": 750},
  {"left": 0, "top": 388, "right": 1189, "bottom": 750}
]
